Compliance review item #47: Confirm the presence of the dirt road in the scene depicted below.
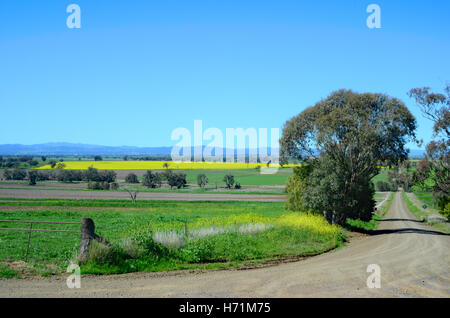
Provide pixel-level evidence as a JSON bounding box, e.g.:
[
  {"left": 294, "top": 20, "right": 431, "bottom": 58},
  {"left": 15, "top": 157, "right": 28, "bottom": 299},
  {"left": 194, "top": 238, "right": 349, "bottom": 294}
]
[
  {"left": 0, "top": 188, "right": 285, "bottom": 202},
  {"left": 1, "top": 192, "right": 449, "bottom": 297}
]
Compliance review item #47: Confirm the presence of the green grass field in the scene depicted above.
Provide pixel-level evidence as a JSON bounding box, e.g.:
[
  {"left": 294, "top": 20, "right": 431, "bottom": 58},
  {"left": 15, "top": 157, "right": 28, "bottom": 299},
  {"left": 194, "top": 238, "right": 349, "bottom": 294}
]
[
  {"left": 0, "top": 167, "right": 293, "bottom": 195},
  {"left": 183, "top": 168, "right": 293, "bottom": 186},
  {"left": 183, "top": 166, "right": 401, "bottom": 188},
  {"left": 0, "top": 198, "right": 343, "bottom": 277},
  {"left": 120, "top": 168, "right": 290, "bottom": 193},
  {"left": 1, "top": 165, "right": 398, "bottom": 189},
  {"left": 0, "top": 167, "right": 401, "bottom": 278}
]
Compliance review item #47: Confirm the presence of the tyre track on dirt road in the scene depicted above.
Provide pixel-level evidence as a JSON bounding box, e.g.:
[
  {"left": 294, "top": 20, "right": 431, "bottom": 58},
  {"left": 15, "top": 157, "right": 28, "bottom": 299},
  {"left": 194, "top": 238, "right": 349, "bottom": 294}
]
[{"left": 0, "top": 192, "right": 449, "bottom": 297}]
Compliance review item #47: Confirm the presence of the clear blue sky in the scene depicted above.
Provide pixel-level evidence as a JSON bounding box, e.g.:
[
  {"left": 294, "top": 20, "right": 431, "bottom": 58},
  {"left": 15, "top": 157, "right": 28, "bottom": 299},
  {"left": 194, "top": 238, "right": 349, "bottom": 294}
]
[{"left": 1, "top": 0, "right": 449, "bottom": 149}]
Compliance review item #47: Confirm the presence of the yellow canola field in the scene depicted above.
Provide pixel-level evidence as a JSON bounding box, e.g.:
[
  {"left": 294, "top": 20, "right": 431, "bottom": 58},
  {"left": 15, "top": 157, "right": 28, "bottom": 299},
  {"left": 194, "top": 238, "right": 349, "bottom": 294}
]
[{"left": 38, "top": 161, "right": 303, "bottom": 170}]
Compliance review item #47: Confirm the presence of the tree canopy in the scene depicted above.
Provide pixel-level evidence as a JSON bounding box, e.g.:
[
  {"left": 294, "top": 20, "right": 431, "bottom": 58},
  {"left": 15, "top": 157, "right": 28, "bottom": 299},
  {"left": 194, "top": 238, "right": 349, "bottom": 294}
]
[
  {"left": 408, "top": 84, "right": 449, "bottom": 212},
  {"left": 281, "top": 89, "right": 417, "bottom": 224}
]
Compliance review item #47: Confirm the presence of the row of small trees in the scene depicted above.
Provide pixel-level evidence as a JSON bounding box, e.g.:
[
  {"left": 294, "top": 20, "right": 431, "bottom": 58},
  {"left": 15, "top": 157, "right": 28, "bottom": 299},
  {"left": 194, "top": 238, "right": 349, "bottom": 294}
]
[
  {"left": 51, "top": 167, "right": 117, "bottom": 183},
  {"left": 197, "top": 173, "right": 241, "bottom": 189},
  {"left": 2, "top": 167, "right": 117, "bottom": 186},
  {"left": 3, "top": 168, "right": 243, "bottom": 190},
  {"left": 3, "top": 169, "right": 28, "bottom": 181},
  {"left": 125, "top": 171, "right": 241, "bottom": 190},
  {"left": 3, "top": 169, "right": 56, "bottom": 184},
  {"left": 222, "top": 174, "right": 241, "bottom": 189},
  {"left": 0, "top": 156, "right": 40, "bottom": 169}
]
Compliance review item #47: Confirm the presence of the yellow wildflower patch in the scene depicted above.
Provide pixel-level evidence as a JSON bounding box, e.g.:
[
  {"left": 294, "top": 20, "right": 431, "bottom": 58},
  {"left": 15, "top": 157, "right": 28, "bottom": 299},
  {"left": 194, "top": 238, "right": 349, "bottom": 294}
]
[{"left": 183, "top": 213, "right": 338, "bottom": 236}]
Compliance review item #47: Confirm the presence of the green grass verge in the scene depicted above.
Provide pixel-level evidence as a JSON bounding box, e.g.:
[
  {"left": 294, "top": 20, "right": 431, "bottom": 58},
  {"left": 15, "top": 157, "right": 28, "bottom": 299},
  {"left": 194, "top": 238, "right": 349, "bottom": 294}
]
[
  {"left": 402, "top": 192, "right": 427, "bottom": 221},
  {"left": 402, "top": 192, "right": 450, "bottom": 234},
  {"left": 80, "top": 225, "right": 342, "bottom": 275},
  {"left": 346, "top": 214, "right": 383, "bottom": 232},
  {"left": 345, "top": 192, "right": 394, "bottom": 232},
  {"left": 414, "top": 192, "right": 436, "bottom": 209},
  {"left": 0, "top": 263, "right": 20, "bottom": 278}
]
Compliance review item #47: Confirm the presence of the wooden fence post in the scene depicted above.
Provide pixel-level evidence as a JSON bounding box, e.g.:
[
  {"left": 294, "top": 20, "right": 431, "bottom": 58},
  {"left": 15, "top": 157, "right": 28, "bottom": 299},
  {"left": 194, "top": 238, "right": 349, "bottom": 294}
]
[
  {"left": 80, "top": 218, "right": 95, "bottom": 263},
  {"left": 80, "top": 218, "right": 112, "bottom": 263}
]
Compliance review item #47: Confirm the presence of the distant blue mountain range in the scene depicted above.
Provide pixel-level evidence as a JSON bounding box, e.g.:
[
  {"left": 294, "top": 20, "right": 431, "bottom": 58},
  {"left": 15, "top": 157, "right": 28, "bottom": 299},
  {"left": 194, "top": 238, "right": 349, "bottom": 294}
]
[
  {"left": 0, "top": 143, "right": 173, "bottom": 156},
  {"left": 0, "top": 142, "right": 426, "bottom": 158},
  {"left": 0, "top": 143, "right": 278, "bottom": 157}
]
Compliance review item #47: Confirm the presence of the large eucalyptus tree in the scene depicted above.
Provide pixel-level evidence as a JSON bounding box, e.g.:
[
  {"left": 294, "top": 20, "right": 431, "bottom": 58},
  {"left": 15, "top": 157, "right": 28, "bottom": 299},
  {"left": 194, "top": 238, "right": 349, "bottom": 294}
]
[{"left": 281, "top": 89, "right": 417, "bottom": 224}]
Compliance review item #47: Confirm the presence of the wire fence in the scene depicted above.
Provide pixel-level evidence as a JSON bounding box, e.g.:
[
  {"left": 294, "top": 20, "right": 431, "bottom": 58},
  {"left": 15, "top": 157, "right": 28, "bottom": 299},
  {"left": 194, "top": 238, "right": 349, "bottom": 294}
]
[{"left": 0, "top": 220, "right": 81, "bottom": 262}]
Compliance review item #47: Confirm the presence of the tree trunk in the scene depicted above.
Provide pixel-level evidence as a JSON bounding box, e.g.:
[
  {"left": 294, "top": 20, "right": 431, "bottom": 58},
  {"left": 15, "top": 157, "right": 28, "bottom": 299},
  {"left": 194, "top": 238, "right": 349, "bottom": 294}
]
[{"left": 323, "top": 210, "right": 333, "bottom": 224}]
